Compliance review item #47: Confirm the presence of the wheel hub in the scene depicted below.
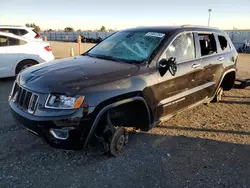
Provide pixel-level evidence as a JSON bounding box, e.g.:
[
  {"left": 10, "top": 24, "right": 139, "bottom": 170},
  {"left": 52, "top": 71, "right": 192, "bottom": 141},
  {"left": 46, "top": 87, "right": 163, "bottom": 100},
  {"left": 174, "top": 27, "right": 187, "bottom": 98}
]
[
  {"left": 22, "top": 64, "right": 33, "bottom": 70},
  {"left": 109, "top": 127, "right": 128, "bottom": 156},
  {"left": 116, "top": 135, "right": 125, "bottom": 151}
]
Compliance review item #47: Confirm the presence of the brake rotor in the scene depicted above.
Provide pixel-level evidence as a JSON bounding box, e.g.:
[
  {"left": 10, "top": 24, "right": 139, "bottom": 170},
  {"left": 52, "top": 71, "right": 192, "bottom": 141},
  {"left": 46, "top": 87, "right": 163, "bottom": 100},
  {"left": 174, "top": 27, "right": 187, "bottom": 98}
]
[{"left": 109, "top": 127, "right": 128, "bottom": 157}]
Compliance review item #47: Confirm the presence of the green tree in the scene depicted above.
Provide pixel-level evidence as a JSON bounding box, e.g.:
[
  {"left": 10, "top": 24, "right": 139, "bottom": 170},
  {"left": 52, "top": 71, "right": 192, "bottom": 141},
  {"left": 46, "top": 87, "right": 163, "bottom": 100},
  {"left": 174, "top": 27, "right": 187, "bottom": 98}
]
[
  {"left": 99, "top": 26, "right": 106, "bottom": 32},
  {"left": 64, "top": 27, "right": 74, "bottom": 32},
  {"left": 108, "top": 28, "right": 116, "bottom": 32},
  {"left": 25, "top": 23, "right": 41, "bottom": 33},
  {"left": 44, "top": 29, "right": 55, "bottom": 32}
]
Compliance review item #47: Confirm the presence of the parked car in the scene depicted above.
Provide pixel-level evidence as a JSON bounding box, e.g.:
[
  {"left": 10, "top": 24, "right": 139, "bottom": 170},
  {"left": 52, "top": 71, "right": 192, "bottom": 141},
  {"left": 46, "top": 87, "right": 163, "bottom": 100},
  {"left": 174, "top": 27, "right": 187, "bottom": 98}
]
[
  {"left": 74, "top": 36, "right": 103, "bottom": 43},
  {"left": 0, "top": 31, "right": 54, "bottom": 78},
  {"left": 0, "top": 25, "right": 42, "bottom": 41},
  {"left": 9, "top": 26, "right": 237, "bottom": 156}
]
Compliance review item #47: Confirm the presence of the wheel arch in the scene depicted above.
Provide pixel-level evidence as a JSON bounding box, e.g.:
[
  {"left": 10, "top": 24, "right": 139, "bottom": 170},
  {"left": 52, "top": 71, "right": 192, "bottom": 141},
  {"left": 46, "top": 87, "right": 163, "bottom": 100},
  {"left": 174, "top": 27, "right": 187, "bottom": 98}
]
[
  {"left": 220, "top": 69, "right": 236, "bottom": 91},
  {"left": 15, "top": 59, "right": 39, "bottom": 74},
  {"left": 83, "top": 96, "right": 152, "bottom": 147}
]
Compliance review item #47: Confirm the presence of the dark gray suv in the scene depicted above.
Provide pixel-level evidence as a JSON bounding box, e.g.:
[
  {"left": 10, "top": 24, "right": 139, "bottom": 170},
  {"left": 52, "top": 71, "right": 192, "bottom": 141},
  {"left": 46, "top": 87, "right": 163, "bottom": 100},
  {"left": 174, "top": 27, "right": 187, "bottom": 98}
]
[{"left": 9, "top": 25, "right": 237, "bottom": 156}]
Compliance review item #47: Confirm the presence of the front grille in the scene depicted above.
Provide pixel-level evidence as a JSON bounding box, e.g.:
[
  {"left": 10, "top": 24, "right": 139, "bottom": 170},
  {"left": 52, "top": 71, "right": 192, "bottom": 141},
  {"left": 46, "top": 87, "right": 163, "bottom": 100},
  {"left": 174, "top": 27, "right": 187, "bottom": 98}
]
[{"left": 11, "top": 83, "right": 39, "bottom": 114}]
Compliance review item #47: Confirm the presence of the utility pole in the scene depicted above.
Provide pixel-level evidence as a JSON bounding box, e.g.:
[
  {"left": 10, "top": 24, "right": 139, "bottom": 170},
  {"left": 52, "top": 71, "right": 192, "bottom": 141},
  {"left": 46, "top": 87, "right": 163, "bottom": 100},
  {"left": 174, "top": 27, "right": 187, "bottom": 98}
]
[{"left": 208, "top": 9, "right": 212, "bottom": 26}]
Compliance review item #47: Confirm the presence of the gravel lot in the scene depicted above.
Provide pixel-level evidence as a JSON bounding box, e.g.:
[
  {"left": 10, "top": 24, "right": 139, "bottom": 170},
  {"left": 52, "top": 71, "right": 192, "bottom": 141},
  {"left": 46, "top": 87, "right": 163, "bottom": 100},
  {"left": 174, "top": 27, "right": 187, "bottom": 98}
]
[
  {"left": 49, "top": 41, "right": 96, "bottom": 59},
  {"left": 0, "top": 44, "right": 249, "bottom": 188}
]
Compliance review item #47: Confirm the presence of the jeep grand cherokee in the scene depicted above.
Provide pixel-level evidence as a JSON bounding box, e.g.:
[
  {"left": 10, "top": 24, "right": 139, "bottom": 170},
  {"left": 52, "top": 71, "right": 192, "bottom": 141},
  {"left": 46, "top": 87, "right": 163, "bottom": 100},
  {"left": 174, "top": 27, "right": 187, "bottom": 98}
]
[{"left": 9, "top": 26, "right": 237, "bottom": 156}]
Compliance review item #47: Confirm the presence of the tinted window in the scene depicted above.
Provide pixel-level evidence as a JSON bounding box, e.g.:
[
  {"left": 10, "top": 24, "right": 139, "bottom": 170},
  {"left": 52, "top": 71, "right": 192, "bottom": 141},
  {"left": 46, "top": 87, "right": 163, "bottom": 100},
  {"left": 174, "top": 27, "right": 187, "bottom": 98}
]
[
  {"left": 0, "top": 36, "right": 8, "bottom": 47},
  {"left": 8, "top": 37, "right": 20, "bottom": 46},
  {"left": 0, "top": 36, "right": 21, "bottom": 46},
  {"left": 0, "top": 29, "right": 10, "bottom": 33},
  {"left": 9, "top": 29, "right": 19, "bottom": 35},
  {"left": 0, "top": 28, "right": 19, "bottom": 35},
  {"left": 198, "top": 33, "right": 217, "bottom": 56},
  {"left": 218, "top": 35, "right": 231, "bottom": 52},
  {"left": 19, "top": 29, "right": 28, "bottom": 36},
  {"left": 165, "top": 33, "right": 195, "bottom": 62}
]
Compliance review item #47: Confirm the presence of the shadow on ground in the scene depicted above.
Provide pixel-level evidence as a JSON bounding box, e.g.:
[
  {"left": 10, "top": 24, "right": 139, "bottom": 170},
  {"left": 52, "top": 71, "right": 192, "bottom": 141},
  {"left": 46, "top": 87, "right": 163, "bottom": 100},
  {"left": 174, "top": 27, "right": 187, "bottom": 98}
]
[{"left": 1, "top": 129, "right": 250, "bottom": 188}]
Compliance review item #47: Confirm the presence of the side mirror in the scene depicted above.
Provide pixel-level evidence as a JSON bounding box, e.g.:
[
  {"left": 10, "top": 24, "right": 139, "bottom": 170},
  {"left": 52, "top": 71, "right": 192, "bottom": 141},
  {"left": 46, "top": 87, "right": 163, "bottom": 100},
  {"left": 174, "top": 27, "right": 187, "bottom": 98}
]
[{"left": 159, "top": 57, "right": 177, "bottom": 77}]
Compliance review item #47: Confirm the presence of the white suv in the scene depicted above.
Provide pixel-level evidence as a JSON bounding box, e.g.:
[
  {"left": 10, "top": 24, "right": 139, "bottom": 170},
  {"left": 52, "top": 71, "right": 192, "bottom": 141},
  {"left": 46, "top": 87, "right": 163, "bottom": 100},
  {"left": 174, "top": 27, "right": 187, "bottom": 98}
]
[
  {"left": 0, "top": 25, "right": 42, "bottom": 41},
  {"left": 0, "top": 31, "right": 54, "bottom": 78}
]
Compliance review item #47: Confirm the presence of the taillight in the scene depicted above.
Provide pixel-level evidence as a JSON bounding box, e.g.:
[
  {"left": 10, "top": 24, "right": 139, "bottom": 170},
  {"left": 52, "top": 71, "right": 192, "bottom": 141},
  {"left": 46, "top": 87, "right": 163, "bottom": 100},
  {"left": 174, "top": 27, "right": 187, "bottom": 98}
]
[
  {"left": 44, "top": 46, "right": 52, "bottom": 52},
  {"left": 35, "top": 33, "right": 41, "bottom": 39}
]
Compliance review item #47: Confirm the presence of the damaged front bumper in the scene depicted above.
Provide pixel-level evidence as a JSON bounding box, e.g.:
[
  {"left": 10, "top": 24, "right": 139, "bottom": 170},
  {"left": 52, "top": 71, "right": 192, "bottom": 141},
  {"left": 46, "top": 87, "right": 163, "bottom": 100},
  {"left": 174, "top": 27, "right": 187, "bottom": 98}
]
[{"left": 9, "top": 100, "right": 96, "bottom": 148}]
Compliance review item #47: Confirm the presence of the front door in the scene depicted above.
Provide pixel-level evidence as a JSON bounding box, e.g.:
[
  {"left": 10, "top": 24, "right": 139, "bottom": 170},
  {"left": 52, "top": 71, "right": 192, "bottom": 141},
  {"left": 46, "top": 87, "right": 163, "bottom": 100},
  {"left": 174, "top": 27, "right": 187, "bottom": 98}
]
[{"left": 154, "top": 32, "right": 199, "bottom": 119}]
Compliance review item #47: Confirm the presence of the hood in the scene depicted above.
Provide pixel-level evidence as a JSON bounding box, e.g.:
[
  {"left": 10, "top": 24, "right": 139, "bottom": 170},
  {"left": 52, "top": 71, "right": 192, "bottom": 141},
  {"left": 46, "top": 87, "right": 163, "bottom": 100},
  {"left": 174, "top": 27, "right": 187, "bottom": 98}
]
[{"left": 17, "top": 56, "right": 140, "bottom": 95}]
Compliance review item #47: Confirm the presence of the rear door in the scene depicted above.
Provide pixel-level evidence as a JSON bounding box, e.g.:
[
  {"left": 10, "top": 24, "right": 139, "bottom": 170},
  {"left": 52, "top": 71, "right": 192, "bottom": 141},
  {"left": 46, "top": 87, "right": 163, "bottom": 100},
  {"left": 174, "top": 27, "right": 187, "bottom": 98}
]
[
  {"left": 154, "top": 32, "right": 200, "bottom": 119},
  {"left": 215, "top": 34, "right": 235, "bottom": 68},
  {"left": 0, "top": 35, "right": 21, "bottom": 77},
  {"left": 192, "top": 32, "right": 223, "bottom": 102}
]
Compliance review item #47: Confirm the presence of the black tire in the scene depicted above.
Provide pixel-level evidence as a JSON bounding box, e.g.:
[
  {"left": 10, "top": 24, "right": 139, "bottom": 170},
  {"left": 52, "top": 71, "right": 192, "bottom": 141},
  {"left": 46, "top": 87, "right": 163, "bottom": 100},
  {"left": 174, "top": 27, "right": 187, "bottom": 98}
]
[
  {"left": 15, "top": 60, "right": 38, "bottom": 75},
  {"left": 212, "top": 87, "right": 224, "bottom": 103},
  {"left": 109, "top": 127, "right": 128, "bottom": 157}
]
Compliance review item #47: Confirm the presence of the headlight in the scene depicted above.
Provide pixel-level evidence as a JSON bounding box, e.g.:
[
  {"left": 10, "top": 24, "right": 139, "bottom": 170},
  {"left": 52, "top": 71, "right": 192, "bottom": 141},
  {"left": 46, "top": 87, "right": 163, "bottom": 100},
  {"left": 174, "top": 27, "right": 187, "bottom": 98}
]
[{"left": 45, "top": 94, "right": 84, "bottom": 109}]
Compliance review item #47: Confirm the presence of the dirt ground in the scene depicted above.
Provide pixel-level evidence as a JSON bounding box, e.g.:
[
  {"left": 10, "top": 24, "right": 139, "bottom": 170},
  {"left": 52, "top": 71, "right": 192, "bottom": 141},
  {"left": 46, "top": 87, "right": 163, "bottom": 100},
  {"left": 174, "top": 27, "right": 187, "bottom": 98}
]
[
  {"left": 49, "top": 41, "right": 96, "bottom": 59},
  {"left": 0, "top": 43, "right": 249, "bottom": 187}
]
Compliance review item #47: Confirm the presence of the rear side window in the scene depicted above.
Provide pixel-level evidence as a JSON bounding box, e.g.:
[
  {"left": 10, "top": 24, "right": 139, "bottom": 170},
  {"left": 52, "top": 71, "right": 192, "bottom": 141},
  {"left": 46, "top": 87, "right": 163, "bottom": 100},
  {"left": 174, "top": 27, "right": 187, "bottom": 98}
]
[
  {"left": 0, "top": 36, "right": 25, "bottom": 47},
  {"left": 19, "top": 29, "right": 28, "bottom": 36},
  {"left": 9, "top": 29, "right": 19, "bottom": 35},
  {"left": 165, "top": 33, "right": 195, "bottom": 63},
  {"left": 0, "top": 29, "right": 11, "bottom": 34},
  {"left": 0, "top": 36, "right": 8, "bottom": 47},
  {"left": 0, "top": 28, "right": 19, "bottom": 35},
  {"left": 198, "top": 33, "right": 217, "bottom": 56},
  {"left": 218, "top": 35, "right": 231, "bottom": 52},
  {"left": 8, "top": 37, "right": 20, "bottom": 46}
]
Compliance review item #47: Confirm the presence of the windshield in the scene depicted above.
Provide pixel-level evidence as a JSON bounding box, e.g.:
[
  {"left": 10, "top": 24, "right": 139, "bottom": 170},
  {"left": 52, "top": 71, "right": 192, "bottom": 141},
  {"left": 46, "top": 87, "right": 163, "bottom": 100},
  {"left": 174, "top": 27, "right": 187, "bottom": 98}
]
[{"left": 86, "top": 31, "right": 165, "bottom": 63}]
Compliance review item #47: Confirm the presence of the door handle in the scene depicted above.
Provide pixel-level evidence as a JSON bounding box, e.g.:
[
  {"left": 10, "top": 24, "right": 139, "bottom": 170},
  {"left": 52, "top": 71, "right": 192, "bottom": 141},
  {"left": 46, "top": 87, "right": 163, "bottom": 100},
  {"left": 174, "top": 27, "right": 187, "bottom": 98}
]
[
  {"left": 218, "top": 56, "right": 224, "bottom": 61},
  {"left": 192, "top": 64, "right": 201, "bottom": 69}
]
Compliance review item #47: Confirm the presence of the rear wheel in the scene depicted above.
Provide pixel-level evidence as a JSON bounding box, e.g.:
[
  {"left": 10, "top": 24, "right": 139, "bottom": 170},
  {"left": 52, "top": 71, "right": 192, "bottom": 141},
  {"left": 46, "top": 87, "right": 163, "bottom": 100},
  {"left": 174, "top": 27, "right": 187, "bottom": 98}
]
[{"left": 15, "top": 60, "right": 38, "bottom": 75}]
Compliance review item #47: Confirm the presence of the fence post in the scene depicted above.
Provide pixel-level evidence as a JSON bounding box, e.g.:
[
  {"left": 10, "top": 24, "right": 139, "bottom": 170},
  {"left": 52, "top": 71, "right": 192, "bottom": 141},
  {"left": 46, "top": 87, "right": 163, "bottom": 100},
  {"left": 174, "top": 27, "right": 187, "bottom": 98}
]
[{"left": 77, "top": 35, "right": 82, "bottom": 55}]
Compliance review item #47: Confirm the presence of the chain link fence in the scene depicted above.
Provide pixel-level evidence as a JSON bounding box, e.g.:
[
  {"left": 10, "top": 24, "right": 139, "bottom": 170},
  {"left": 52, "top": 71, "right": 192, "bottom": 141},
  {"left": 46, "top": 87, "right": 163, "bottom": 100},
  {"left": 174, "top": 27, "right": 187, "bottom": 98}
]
[
  {"left": 226, "top": 30, "right": 250, "bottom": 51},
  {"left": 40, "top": 30, "right": 250, "bottom": 52},
  {"left": 40, "top": 32, "right": 114, "bottom": 42}
]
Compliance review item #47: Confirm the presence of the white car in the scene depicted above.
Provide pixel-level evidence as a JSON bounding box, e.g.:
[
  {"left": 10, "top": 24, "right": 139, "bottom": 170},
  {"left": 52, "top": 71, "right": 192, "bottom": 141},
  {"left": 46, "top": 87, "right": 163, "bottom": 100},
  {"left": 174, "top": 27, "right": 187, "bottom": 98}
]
[
  {"left": 0, "top": 25, "right": 42, "bottom": 41},
  {"left": 0, "top": 31, "right": 54, "bottom": 78}
]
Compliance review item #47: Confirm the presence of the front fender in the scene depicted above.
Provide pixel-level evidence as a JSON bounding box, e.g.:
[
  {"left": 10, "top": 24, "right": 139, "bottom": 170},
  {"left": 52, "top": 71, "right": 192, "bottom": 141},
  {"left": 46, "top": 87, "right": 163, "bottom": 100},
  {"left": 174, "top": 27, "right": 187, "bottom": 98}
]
[
  {"left": 78, "top": 76, "right": 148, "bottom": 107},
  {"left": 83, "top": 96, "right": 151, "bottom": 147}
]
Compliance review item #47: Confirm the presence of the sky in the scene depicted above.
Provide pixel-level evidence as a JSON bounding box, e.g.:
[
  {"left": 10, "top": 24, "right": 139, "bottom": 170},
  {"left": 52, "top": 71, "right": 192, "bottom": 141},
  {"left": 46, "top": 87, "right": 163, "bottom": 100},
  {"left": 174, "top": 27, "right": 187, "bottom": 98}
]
[{"left": 1, "top": 0, "right": 250, "bottom": 30}]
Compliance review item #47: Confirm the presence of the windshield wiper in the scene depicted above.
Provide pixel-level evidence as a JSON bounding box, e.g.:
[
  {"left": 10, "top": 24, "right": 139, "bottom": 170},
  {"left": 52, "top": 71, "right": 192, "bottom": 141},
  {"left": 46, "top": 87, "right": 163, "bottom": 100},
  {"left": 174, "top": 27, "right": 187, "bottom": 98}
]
[
  {"left": 84, "top": 53, "right": 117, "bottom": 61},
  {"left": 84, "top": 53, "right": 144, "bottom": 64}
]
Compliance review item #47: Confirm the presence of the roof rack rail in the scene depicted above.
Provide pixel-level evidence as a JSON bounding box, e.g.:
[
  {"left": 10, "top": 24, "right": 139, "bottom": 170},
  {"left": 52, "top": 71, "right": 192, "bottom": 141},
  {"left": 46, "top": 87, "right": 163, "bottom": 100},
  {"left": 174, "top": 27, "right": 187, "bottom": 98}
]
[
  {"left": 181, "top": 24, "right": 218, "bottom": 29},
  {"left": 0, "top": 25, "right": 25, "bottom": 27}
]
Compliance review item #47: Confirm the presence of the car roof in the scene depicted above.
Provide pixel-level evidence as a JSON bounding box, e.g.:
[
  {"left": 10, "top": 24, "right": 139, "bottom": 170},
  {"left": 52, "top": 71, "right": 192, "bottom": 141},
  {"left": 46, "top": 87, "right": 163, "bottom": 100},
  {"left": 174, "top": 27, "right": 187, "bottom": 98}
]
[
  {"left": 0, "top": 25, "right": 33, "bottom": 30},
  {"left": 121, "top": 25, "right": 222, "bottom": 34}
]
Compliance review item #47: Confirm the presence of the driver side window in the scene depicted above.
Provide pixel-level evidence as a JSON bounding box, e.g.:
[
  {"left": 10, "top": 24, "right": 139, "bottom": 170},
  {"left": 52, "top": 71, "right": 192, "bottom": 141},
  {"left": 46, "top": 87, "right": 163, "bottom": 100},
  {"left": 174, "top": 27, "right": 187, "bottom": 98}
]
[{"left": 165, "top": 33, "right": 195, "bottom": 62}]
